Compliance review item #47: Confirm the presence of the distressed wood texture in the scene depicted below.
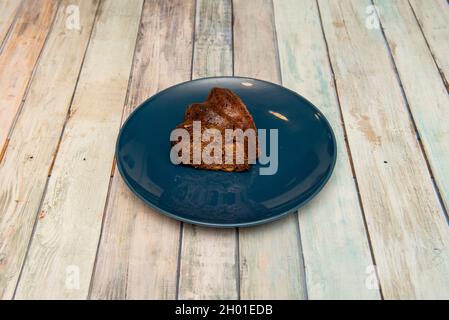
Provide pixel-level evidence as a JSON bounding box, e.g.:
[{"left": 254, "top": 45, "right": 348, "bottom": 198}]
[
  {"left": 178, "top": 0, "right": 237, "bottom": 300},
  {"left": 318, "top": 0, "right": 449, "bottom": 299},
  {"left": 233, "top": 0, "right": 306, "bottom": 299},
  {"left": 90, "top": 0, "right": 195, "bottom": 300},
  {"left": 0, "top": 0, "right": 99, "bottom": 300},
  {"left": 273, "top": 0, "right": 379, "bottom": 299},
  {"left": 374, "top": 0, "right": 449, "bottom": 219},
  {"left": 0, "top": 0, "right": 58, "bottom": 158},
  {"left": 409, "top": 0, "right": 449, "bottom": 88},
  {"left": 192, "top": 0, "right": 233, "bottom": 79},
  {"left": 14, "top": 0, "right": 143, "bottom": 299},
  {"left": 0, "top": 0, "right": 22, "bottom": 46}
]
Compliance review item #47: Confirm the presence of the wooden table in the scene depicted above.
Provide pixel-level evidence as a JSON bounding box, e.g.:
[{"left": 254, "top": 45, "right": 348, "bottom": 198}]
[{"left": 0, "top": 0, "right": 448, "bottom": 300}]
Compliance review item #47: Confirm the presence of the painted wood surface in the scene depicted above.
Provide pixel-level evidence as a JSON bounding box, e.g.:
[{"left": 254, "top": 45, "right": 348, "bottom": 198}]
[
  {"left": 374, "top": 0, "right": 449, "bottom": 225},
  {"left": 318, "top": 0, "right": 449, "bottom": 299},
  {"left": 273, "top": 0, "right": 379, "bottom": 299},
  {"left": 178, "top": 0, "right": 238, "bottom": 300},
  {"left": 0, "top": 0, "right": 99, "bottom": 300},
  {"left": 409, "top": 0, "right": 449, "bottom": 89},
  {"left": 90, "top": 0, "right": 195, "bottom": 300},
  {"left": 233, "top": 0, "right": 306, "bottom": 299},
  {"left": 0, "top": 0, "right": 22, "bottom": 47},
  {"left": 0, "top": 0, "right": 447, "bottom": 300},
  {"left": 0, "top": 0, "right": 58, "bottom": 159},
  {"left": 192, "top": 0, "right": 233, "bottom": 79},
  {"left": 14, "top": 0, "right": 143, "bottom": 299}
]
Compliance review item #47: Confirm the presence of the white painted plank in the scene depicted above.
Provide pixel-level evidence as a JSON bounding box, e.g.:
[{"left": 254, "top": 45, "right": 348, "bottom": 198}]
[
  {"left": 0, "top": 0, "right": 22, "bottom": 46},
  {"left": 14, "top": 0, "right": 143, "bottom": 299},
  {"left": 0, "top": 0, "right": 58, "bottom": 158},
  {"left": 318, "top": 0, "right": 449, "bottom": 299},
  {"left": 192, "top": 0, "right": 233, "bottom": 79},
  {"left": 0, "top": 0, "right": 99, "bottom": 300},
  {"left": 90, "top": 0, "right": 195, "bottom": 299},
  {"left": 234, "top": 0, "right": 306, "bottom": 299},
  {"left": 178, "top": 0, "right": 237, "bottom": 300},
  {"left": 273, "top": 0, "right": 379, "bottom": 299},
  {"left": 409, "top": 0, "right": 449, "bottom": 88}
]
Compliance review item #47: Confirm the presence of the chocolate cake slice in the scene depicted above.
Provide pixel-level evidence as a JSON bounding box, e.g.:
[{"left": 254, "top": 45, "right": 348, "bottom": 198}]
[{"left": 172, "top": 87, "right": 258, "bottom": 172}]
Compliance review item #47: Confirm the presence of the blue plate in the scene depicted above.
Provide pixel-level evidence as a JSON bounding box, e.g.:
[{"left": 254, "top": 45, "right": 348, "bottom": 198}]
[{"left": 116, "top": 77, "right": 337, "bottom": 227}]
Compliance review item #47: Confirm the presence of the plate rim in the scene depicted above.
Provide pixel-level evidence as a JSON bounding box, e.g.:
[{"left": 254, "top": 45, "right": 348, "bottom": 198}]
[{"left": 115, "top": 76, "right": 337, "bottom": 228}]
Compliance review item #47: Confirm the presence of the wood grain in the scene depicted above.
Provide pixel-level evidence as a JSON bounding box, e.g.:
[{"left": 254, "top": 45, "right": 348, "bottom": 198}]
[
  {"left": 0, "top": 0, "right": 58, "bottom": 158},
  {"left": 233, "top": 0, "right": 306, "bottom": 299},
  {"left": 318, "top": 0, "right": 449, "bottom": 299},
  {"left": 192, "top": 0, "right": 233, "bottom": 79},
  {"left": 0, "top": 0, "right": 99, "bottom": 300},
  {"left": 273, "top": 0, "right": 379, "bottom": 299},
  {"left": 90, "top": 0, "right": 195, "bottom": 300},
  {"left": 178, "top": 0, "right": 237, "bottom": 300},
  {"left": 374, "top": 0, "right": 449, "bottom": 228},
  {"left": 409, "top": 0, "right": 449, "bottom": 89},
  {"left": 0, "top": 0, "right": 22, "bottom": 47},
  {"left": 14, "top": 0, "right": 143, "bottom": 299}
]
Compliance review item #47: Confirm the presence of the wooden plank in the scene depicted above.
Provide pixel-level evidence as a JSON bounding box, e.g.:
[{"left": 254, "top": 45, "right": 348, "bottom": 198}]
[
  {"left": 90, "top": 0, "right": 195, "bottom": 300},
  {"left": 409, "top": 0, "right": 449, "bottom": 89},
  {"left": 14, "top": 0, "right": 143, "bottom": 299},
  {"left": 0, "top": 0, "right": 58, "bottom": 158},
  {"left": 318, "top": 0, "right": 449, "bottom": 299},
  {"left": 178, "top": 0, "right": 237, "bottom": 300},
  {"left": 273, "top": 0, "right": 379, "bottom": 299},
  {"left": 233, "top": 0, "right": 306, "bottom": 299},
  {"left": 374, "top": 0, "right": 449, "bottom": 232},
  {"left": 0, "top": 0, "right": 22, "bottom": 46},
  {"left": 192, "top": 0, "right": 233, "bottom": 79},
  {"left": 0, "top": 0, "right": 99, "bottom": 300}
]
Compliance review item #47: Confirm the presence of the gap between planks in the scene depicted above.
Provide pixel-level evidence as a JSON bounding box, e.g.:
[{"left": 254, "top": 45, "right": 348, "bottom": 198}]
[
  {"left": 231, "top": 2, "right": 241, "bottom": 300},
  {"left": 407, "top": 7, "right": 448, "bottom": 93},
  {"left": 0, "top": 0, "right": 61, "bottom": 161},
  {"left": 174, "top": 0, "right": 197, "bottom": 299},
  {"left": 407, "top": 0, "right": 448, "bottom": 93},
  {"left": 0, "top": 0, "right": 61, "bottom": 163},
  {"left": 270, "top": 0, "right": 308, "bottom": 299},
  {"left": 0, "top": 0, "right": 24, "bottom": 54},
  {"left": 46, "top": 1, "right": 102, "bottom": 179}
]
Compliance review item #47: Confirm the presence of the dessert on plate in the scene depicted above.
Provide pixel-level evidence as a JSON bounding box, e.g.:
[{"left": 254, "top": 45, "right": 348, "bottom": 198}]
[{"left": 172, "top": 87, "right": 258, "bottom": 172}]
